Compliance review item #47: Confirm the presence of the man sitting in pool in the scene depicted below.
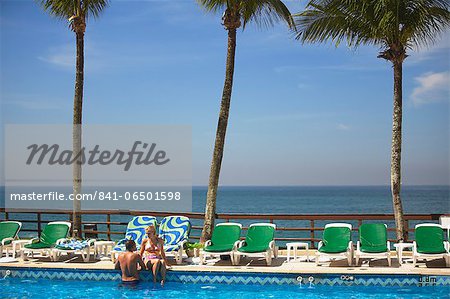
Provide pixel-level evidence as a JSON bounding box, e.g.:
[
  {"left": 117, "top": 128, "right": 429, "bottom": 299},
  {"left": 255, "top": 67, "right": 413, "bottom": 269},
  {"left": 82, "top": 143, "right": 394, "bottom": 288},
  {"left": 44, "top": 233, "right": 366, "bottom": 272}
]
[
  {"left": 140, "top": 225, "right": 171, "bottom": 286},
  {"left": 115, "top": 240, "right": 145, "bottom": 283}
]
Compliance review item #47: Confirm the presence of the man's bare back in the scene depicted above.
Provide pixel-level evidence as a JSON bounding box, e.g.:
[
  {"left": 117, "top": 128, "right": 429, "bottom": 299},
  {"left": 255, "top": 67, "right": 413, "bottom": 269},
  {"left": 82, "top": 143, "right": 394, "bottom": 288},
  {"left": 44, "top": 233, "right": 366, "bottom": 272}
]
[{"left": 115, "top": 241, "right": 145, "bottom": 282}]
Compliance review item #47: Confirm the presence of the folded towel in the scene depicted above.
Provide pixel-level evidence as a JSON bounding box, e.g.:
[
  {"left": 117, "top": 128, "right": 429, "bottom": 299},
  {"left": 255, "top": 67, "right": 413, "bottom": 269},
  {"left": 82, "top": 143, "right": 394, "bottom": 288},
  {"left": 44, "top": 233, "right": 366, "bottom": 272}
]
[{"left": 55, "top": 239, "right": 90, "bottom": 250}]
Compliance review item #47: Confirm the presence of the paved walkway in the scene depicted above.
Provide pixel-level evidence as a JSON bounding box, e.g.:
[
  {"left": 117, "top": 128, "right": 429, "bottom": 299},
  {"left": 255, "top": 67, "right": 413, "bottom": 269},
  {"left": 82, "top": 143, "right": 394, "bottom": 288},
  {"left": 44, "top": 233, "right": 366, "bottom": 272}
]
[{"left": 1, "top": 250, "right": 449, "bottom": 276}]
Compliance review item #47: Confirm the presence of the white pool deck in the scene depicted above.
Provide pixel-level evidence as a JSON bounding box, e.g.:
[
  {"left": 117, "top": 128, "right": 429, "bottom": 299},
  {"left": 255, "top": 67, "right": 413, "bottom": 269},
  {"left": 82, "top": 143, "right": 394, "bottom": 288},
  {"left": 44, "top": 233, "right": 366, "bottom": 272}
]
[{"left": 1, "top": 250, "right": 449, "bottom": 276}]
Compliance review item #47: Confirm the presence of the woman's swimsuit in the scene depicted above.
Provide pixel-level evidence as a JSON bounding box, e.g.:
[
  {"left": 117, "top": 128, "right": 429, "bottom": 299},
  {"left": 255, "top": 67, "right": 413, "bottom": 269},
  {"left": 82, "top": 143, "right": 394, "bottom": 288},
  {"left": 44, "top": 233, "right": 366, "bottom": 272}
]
[{"left": 142, "top": 239, "right": 162, "bottom": 263}]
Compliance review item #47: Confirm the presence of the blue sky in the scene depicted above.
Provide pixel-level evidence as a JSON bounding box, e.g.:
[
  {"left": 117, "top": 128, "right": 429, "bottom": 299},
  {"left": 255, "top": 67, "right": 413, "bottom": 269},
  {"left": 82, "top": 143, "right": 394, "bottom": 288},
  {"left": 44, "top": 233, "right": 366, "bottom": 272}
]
[{"left": 1, "top": 0, "right": 449, "bottom": 186}]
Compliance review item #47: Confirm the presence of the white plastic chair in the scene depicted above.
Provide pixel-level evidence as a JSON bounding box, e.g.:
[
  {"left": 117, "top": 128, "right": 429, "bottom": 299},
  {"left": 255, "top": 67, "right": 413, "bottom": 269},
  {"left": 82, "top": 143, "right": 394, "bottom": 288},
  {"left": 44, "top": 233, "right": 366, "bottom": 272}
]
[{"left": 440, "top": 216, "right": 450, "bottom": 241}]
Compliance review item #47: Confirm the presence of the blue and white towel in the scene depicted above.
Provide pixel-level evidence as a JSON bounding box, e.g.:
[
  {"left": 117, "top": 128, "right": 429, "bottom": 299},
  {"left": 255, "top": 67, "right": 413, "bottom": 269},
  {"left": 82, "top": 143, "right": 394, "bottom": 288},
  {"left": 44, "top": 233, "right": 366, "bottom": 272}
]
[
  {"left": 113, "top": 216, "right": 157, "bottom": 252},
  {"left": 55, "top": 239, "right": 90, "bottom": 250},
  {"left": 158, "top": 216, "right": 191, "bottom": 251}
]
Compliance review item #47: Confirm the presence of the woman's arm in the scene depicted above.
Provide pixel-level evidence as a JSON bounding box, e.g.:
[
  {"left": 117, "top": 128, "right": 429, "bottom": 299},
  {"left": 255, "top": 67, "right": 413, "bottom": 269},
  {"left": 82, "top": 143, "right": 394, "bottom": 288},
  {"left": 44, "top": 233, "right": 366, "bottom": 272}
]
[{"left": 139, "top": 239, "right": 146, "bottom": 256}]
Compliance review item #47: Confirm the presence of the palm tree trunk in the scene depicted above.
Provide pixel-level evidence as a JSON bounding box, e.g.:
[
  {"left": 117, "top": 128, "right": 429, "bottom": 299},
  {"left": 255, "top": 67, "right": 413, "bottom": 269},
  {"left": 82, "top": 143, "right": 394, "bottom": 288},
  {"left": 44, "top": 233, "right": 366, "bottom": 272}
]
[
  {"left": 201, "top": 28, "right": 237, "bottom": 242},
  {"left": 391, "top": 61, "right": 406, "bottom": 242},
  {"left": 72, "top": 30, "right": 84, "bottom": 238}
]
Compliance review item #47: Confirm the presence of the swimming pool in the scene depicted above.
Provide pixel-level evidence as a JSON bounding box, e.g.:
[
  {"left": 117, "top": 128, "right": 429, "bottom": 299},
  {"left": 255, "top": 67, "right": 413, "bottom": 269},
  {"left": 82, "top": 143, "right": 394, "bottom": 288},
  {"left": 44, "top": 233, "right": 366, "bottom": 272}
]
[
  {"left": 1, "top": 268, "right": 449, "bottom": 299},
  {"left": 2, "top": 277, "right": 449, "bottom": 299}
]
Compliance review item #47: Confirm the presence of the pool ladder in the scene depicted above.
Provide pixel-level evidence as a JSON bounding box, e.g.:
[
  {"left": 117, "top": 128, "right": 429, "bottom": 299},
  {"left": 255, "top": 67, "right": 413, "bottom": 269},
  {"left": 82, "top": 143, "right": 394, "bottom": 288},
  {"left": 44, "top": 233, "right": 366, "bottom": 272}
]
[
  {"left": 296, "top": 276, "right": 315, "bottom": 288},
  {"left": 2, "top": 270, "right": 11, "bottom": 279}
]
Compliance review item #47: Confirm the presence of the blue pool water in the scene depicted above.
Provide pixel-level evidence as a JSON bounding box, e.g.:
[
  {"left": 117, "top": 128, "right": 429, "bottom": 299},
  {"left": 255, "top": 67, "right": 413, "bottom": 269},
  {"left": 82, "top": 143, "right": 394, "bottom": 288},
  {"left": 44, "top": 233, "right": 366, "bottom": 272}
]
[{"left": 1, "top": 277, "right": 449, "bottom": 299}]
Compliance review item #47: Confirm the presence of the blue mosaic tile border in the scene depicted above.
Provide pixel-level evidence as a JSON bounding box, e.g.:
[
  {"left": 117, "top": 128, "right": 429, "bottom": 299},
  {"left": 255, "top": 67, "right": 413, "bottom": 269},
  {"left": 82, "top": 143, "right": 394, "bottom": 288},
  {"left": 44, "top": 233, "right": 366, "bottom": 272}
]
[{"left": 0, "top": 267, "right": 449, "bottom": 287}]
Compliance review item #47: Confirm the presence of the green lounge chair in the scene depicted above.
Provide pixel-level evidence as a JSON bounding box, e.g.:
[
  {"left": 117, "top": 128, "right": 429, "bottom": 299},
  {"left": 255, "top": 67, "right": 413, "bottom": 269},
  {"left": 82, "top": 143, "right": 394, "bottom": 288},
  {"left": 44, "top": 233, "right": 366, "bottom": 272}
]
[
  {"left": 413, "top": 224, "right": 449, "bottom": 267},
  {"left": 355, "top": 223, "right": 391, "bottom": 266},
  {"left": 21, "top": 221, "right": 71, "bottom": 261},
  {"left": 316, "top": 223, "right": 353, "bottom": 266},
  {"left": 233, "top": 223, "right": 277, "bottom": 266},
  {"left": 0, "top": 221, "right": 22, "bottom": 257},
  {"left": 201, "top": 223, "right": 242, "bottom": 264}
]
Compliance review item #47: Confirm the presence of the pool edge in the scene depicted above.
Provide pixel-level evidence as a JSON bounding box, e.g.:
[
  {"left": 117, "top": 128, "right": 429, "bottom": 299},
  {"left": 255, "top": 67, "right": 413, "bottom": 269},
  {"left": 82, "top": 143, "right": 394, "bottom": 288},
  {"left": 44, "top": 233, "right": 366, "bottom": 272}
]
[{"left": 1, "top": 266, "right": 449, "bottom": 287}]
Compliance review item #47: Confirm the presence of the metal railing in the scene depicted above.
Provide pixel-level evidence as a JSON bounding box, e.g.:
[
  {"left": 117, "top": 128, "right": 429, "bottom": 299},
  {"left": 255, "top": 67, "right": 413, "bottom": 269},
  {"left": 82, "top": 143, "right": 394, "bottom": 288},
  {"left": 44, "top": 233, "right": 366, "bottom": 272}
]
[{"left": 0, "top": 208, "right": 446, "bottom": 248}]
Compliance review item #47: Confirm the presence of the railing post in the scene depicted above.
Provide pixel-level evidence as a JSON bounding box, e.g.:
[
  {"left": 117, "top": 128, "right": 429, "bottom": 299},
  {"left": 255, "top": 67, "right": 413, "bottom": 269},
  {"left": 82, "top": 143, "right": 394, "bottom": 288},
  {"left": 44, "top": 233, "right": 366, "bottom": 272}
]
[
  {"left": 69, "top": 213, "right": 73, "bottom": 233},
  {"left": 37, "top": 212, "right": 42, "bottom": 237},
  {"left": 107, "top": 214, "right": 111, "bottom": 241},
  {"left": 5, "top": 212, "right": 9, "bottom": 220},
  {"left": 310, "top": 220, "right": 315, "bottom": 249}
]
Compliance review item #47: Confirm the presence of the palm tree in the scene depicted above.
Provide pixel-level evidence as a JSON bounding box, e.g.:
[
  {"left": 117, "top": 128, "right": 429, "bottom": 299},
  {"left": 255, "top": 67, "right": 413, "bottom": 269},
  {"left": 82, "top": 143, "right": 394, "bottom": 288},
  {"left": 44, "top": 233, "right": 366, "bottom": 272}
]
[
  {"left": 293, "top": 0, "right": 450, "bottom": 241},
  {"left": 37, "top": 0, "right": 109, "bottom": 237},
  {"left": 197, "top": 0, "right": 294, "bottom": 242}
]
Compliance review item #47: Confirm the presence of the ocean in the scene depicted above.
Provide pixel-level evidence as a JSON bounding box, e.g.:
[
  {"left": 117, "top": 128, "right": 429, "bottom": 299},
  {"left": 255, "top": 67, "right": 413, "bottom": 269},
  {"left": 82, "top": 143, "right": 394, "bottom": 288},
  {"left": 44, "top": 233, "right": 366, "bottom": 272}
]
[
  {"left": 1, "top": 185, "right": 449, "bottom": 241},
  {"left": 191, "top": 185, "right": 449, "bottom": 214},
  {"left": 2, "top": 185, "right": 449, "bottom": 214}
]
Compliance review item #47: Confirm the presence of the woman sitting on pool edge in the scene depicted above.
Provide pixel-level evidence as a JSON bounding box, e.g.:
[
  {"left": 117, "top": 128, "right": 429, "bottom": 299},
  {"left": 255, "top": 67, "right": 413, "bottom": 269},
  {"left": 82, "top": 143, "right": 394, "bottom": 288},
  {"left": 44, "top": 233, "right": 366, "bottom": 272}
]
[{"left": 140, "top": 225, "right": 171, "bottom": 286}]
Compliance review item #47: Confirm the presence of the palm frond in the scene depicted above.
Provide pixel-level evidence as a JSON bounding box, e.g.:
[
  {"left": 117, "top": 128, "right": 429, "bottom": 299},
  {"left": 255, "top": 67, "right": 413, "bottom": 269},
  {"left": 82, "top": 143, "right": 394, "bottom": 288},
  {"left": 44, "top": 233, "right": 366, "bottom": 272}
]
[
  {"left": 197, "top": 0, "right": 293, "bottom": 29},
  {"left": 294, "top": 0, "right": 380, "bottom": 48},
  {"left": 196, "top": 0, "right": 228, "bottom": 14},
  {"left": 241, "top": 0, "right": 294, "bottom": 29},
  {"left": 293, "top": 0, "right": 450, "bottom": 52},
  {"left": 83, "top": 0, "right": 109, "bottom": 20},
  {"left": 36, "top": 0, "right": 109, "bottom": 21},
  {"left": 401, "top": 0, "right": 450, "bottom": 49},
  {"left": 36, "top": 0, "right": 76, "bottom": 19}
]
